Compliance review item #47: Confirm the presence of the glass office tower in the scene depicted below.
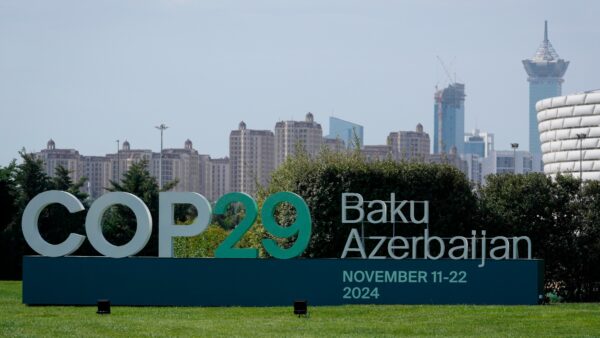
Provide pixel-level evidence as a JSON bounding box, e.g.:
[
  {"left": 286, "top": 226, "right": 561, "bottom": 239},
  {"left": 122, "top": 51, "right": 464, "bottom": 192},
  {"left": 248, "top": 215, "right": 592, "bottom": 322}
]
[
  {"left": 463, "top": 129, "right": 494, "bottom": 158},
  {"left": 326, "top": 117, "right": 364, "bottom": 149},
  {"left": 522, "top": 21, "right": 569, "bottom": 158}
]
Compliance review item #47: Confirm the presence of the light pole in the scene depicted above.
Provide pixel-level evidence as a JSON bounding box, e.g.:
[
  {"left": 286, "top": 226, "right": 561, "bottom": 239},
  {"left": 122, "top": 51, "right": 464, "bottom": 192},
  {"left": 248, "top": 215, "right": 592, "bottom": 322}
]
[
  {"left": 116, "top": 139, "right": 120, "bottom": 181},
  {"left": 511, "top": 143, "right": 519, "bottom": 174},
  {"left": 155, "top": 124, "right": 168, "bottom": 189},
  {"left": 576, "top": 133, "right": 587, "bottom": 181}
]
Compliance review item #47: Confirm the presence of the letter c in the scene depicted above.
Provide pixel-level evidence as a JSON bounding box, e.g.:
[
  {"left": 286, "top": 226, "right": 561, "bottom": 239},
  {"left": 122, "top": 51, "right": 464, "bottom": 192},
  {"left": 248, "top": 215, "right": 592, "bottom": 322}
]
[{"left": 21, "top": 190, "right": 86, "bottom": 257}]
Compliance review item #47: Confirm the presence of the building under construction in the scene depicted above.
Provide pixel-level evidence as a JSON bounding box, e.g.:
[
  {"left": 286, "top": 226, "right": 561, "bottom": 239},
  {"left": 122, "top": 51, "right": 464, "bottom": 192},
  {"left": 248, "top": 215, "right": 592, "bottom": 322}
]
[{"left": 433, "top": 82, "right": 465, "bottom": 154}]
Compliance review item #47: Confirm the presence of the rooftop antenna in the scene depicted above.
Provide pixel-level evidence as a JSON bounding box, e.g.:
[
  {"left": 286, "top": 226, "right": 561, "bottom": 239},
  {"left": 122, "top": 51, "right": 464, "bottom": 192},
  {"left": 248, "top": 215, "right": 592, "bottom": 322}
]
[{"left": 544, "top": 20, "right": 548, "bottom": 42}]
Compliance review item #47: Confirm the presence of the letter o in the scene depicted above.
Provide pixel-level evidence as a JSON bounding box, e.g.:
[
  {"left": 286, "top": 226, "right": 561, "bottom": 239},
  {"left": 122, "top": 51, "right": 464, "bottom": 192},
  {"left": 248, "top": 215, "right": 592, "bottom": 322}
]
[{"left": 85, "top": 192, "right": 152, "bottom": 258}]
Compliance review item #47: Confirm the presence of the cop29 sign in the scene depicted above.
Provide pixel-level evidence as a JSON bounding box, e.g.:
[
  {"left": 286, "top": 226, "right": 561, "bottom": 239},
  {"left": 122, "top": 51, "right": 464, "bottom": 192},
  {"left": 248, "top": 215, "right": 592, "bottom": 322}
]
[
  {"left": 22, "top": 190, "right": 311, "bottom": 259},
  {"left": 21, "top": 191, "right": 543, "bottom": 306}
]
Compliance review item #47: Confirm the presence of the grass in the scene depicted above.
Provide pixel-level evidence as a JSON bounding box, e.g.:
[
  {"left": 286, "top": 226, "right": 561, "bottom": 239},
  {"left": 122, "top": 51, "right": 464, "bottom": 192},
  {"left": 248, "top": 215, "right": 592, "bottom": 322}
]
[{"left": 1, "top": 281, "right": 599, "bottom": 337}]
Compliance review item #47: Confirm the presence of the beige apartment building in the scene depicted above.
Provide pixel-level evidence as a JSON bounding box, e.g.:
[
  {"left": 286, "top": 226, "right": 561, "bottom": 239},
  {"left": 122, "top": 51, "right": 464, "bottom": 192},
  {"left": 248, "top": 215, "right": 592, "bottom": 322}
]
[
  {"left": 274, "top": 112, "right": 323, "bottom": 167},
  {"left": 207, "top": 157, "right": 231, "bottom": 202},
  {"left": 388, "top": 123, "right": 430, "bottom": 162},
  {"left": 229, "top": 121, "right": 275, "bottom": 196},
  {"left": 36, "top": 139, "right": 212, "bottom": 199},
  {"left": 106, "top": 140, "right": 155, "bottom": 183},
  {"left": 80, "top": 156, "right": 111, "bottom": 198},
  {"left": 161, "top": 140, "right": 201, "bottom": 193},
  {"left": 322, "top": 137, "right": 346, "bottom": 153},
  {"left": 37, "top": 140, "right": 83, "bottom": 181},
  {"left": 362, "top": 145, "right": 392, "bottom": 162}
]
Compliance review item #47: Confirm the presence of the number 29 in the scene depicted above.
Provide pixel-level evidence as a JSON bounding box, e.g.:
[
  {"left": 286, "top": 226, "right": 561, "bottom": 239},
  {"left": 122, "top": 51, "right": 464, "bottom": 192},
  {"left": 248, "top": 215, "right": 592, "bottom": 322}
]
[{"left": 214, "top": 192, "right": 312, "bottom": 259}]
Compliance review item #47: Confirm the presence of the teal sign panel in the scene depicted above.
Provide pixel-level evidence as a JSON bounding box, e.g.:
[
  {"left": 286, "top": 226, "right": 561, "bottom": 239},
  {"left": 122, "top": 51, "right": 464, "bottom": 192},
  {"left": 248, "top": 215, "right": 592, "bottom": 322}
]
[{"left": 23, "top": 257, "right": 543, "bottom": 306}]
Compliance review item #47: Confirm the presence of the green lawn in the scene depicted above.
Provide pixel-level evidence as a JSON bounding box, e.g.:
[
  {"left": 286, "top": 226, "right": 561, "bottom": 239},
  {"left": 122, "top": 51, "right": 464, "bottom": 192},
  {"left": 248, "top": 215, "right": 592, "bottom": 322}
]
[{"left": 1, "top": 281, "right": 599, "bottom": 337}]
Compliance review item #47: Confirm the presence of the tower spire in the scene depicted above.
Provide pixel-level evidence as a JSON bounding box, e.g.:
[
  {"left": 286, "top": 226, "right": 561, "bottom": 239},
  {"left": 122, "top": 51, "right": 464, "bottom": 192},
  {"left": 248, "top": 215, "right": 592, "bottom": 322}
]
[{"left": 522, "top": 20, "right": 569, "bottom": 161}]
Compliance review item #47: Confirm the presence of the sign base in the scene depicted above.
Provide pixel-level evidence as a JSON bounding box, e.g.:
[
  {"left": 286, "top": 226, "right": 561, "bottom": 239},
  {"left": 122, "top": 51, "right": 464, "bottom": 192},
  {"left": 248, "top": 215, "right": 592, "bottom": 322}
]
[{"left": 23, "top": 256, "right": 543, "bottom": 306}]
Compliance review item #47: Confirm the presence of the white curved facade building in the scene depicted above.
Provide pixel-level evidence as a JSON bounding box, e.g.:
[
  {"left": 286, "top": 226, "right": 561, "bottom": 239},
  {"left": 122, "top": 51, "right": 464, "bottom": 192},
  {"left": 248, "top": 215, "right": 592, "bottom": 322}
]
[{"left": 537, "top": 90, "right": 600, "bottom": 180}]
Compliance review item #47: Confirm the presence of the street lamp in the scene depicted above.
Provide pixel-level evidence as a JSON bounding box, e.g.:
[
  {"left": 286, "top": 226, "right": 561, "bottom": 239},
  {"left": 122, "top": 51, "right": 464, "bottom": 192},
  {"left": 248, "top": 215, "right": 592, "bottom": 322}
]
[
  {"left": 511, "top": 143, "right": 519, "bottom": 174},
  {"left": 576, "top": 133, "right": 587, "bottom": 181},
  {"left": 155, "top": 124, "right": 168, "bottom": 189}
]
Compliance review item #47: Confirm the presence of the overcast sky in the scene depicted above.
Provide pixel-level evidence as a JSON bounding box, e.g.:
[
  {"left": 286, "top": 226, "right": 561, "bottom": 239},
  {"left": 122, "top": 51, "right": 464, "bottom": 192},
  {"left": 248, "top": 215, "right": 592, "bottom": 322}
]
[{"left": 1, "top": 0, "right": 599, "bottom": 165}]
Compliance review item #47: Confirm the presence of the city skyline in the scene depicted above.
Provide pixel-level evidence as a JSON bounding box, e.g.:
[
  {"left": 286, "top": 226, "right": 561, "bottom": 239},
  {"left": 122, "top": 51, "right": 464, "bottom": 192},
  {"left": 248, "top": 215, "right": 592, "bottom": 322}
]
[
  {"left": 32, "top": 109, "right": 531, "bottom": 194},
  {"left": 1, "top": 1, "right": 600, "bottom": 165}
]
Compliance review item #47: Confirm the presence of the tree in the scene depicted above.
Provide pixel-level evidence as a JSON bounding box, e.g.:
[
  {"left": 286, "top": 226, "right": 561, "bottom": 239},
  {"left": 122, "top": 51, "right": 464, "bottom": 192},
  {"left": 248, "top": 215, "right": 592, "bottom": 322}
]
[
  {"left": 212, "top": 203, "right": 244, "bottom": 231},
  {"left": 36, "top": 165, "right": 90, "bottom": 248},
  {"left": 14, "top": 151, "right": 52, "bottom": 208},
  {"left": 0, "top": 161, "right": 17, "bottom": 232},
  {"left": 576, "top": 180, "right": 600, "bottom": 300},
  {"left": 53, "top": 165, "right": 88, "bottom": 200},
  {"left": 266, "top": 150, "right": 478, "bottom": 258},
  {"left": 0, "top": 152, "right": 90, "bottom": 278},
  {"left": 174, "top": 225, "right": 228, "bottom": 258},
  {"left": 104, "top": 159, "right": 177, "bottom": 256},
  {"left": 1, "top": 152, "right": 54, "bottom": 278},
  {"left": 478, "top": 173, "right": 581, "bottom": 299},
  {"left": 0, "top": 162, "right": 18, "bottom": 279}
]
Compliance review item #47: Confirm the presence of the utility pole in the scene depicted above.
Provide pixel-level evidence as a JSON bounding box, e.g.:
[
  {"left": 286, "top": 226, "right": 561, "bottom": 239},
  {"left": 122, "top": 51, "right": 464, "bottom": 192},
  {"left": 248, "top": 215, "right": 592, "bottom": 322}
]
[
  {"left": 155, "top": 124, "right": 168, "bottom": 189},
  {"left": 511, "top": 143, "right": 519, "bottom": 174},
  {"left": 116, "top": 139, "right": 120, "bottom": 181}
]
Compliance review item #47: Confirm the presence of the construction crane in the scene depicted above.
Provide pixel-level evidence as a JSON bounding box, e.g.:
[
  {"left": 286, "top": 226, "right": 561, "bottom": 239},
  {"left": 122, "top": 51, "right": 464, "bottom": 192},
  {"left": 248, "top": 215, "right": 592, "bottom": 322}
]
[{"left": 436, "top": 55, "right": 455, "bottom": 85}]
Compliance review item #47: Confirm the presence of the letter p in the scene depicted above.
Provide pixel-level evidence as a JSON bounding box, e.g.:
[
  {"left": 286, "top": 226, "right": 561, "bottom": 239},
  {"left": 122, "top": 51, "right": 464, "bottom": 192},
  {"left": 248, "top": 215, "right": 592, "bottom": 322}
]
[{"left": 159, "top": 192, "right": 212, "bottom": 257}]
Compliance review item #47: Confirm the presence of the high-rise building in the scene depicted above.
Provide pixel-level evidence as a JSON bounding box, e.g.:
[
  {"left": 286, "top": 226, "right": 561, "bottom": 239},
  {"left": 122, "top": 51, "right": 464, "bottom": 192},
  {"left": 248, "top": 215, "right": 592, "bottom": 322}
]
[
  {"left": 35, "top": 139, "right": 230, "bottom": 199},
  {"left": 464, "top": 129, "right": 494, "bottom": 158},
  {"left": 434, "top": 83, "right": 465, "bottom": 154},
  {"left": 322, "top": 137, "right": 346, "bottom": 153},
  {"left": 207, "top": 157, "right": 231, "bottom": 201},
  {"left": 428, "top": 146, "right": 468, "bottom": 177},
  {"left": 106, "top": 140, "right": 206, "bottom": 192},
  {"left": 388, "top": 123, "right": 430, "bottom": 162},
  {"left": 36, "top": 140, "right": 83, "bottom": 182},
  {"left": 229, "top": 121, "right": 275, "bottom": 196},
  {"left": 160, "top": 139, "right": 201, "bottom": 193},
  {"left": 523, "top": 20, "right": 569, "bottom": 158},
  {"left": 326, "top": 117, "right": 364, "bottom": 149},
  {"left": 36, "top": 141, "right": 116, "bottom": 199},
  {"left": 81, "top": 156, "right": 111, "bottom": 198},
  {"left": 481, "top": 150, "right": 534, "bottom": 184},
  {"left": 274, "top": 112, "right": 323, "bottom": 167},
  {"left": 461, "top": 153, "right": 483, "bottom": 186},
  {"left": 106, "top": 140, "right": 155, "bottom": 182},
  {"left": 198, "top": 154, "right": 211, "bottom": 197},
  {"left": 362, "top": 145, "right": 391, "bottom": 162}
]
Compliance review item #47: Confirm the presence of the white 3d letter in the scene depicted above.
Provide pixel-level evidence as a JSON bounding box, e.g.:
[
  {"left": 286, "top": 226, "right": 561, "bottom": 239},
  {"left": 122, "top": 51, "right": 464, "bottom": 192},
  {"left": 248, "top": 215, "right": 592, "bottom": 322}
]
[
  {"left": 85, "top": 192, "right": 152, "bottom": 258},
  {"left": 21, "top": 190, "right": 86, "bottom": 257},
  {"left": 158, "top": 192, "right": 212, "bottom": 257},
  {"left": 342, "top": 193, "right": 364, "bottom": 223}
]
